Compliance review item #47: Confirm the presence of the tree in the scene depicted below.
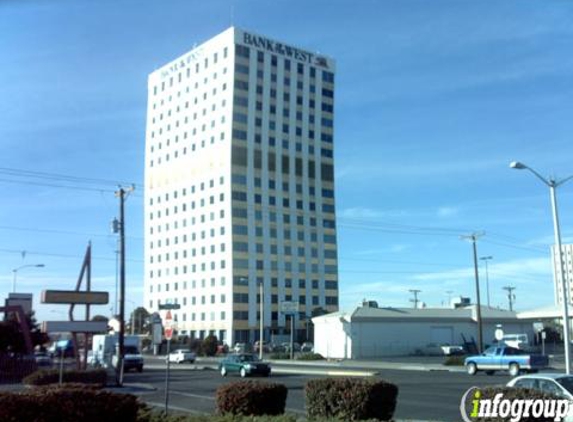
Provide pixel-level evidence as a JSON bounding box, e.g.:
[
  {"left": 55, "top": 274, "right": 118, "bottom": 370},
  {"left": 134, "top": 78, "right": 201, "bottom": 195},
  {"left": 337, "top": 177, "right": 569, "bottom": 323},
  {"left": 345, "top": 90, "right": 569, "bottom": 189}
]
[
  {"left": 127, "top": 307, "right": 150, "bottom": 335},
  {"left": 91, "top": 315, "right": 109, "bottom": 322},
  {"left": 202, "top": 335, "right": 218, "bottom": 356},
  {"left": 0, "top": 311, "right": 48, "bottom": 354}
]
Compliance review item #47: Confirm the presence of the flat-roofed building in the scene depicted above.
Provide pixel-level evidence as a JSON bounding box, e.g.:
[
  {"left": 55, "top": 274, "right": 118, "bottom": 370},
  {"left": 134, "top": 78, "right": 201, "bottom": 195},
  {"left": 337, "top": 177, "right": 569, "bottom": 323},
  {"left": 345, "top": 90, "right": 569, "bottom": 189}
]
[{"left": 144, "top": 27, "right": 338, "bottom": 346}]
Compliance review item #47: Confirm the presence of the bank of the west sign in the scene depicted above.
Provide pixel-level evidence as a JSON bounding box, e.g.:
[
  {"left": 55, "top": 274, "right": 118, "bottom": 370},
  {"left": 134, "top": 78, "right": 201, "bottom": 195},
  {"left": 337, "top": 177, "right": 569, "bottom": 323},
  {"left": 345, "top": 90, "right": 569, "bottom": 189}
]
[{"left": 240, "top": 30, "right": 331, "bottom": 69}]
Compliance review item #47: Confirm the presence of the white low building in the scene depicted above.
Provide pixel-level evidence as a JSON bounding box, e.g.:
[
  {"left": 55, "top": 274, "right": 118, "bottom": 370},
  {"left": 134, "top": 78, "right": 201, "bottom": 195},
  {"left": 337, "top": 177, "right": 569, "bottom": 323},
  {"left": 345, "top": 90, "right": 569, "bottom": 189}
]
[{"left": 312, "top": 304, "right": 535, "bottom": 359}]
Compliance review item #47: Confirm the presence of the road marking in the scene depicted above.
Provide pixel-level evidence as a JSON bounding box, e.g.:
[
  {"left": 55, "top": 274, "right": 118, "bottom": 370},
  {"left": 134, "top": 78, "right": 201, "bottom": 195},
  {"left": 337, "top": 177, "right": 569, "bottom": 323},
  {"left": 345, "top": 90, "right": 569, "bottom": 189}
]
[
  {"left": 170, "top": 390, "right": 216, "bottom": 401},
  {"left": 286, "top": 407, "right": 305, "bottom": 415},
  {"left": 145, "top": 401, "right": 208, "bottom": 415}
]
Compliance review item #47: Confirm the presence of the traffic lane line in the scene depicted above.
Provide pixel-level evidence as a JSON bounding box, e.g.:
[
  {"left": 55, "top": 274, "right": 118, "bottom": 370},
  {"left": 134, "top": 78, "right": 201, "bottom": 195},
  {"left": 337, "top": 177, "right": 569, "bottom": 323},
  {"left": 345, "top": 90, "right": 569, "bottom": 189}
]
[{"left": 164, "top": 389, "right": 306, "bottom": 416}]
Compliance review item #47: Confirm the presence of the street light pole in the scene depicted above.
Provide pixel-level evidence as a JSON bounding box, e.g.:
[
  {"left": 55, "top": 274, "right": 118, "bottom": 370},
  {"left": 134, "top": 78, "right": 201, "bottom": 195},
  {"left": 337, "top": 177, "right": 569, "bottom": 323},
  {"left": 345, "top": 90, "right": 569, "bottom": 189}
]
[
  {"left": 12, "top": 264, "right": 45, "bottom": 293},
  {"left": 480, "top": 256, "right": 493, "bottom": 308},
  {"left": 510, "top": 161, "right": 573, "bottom": 374}
]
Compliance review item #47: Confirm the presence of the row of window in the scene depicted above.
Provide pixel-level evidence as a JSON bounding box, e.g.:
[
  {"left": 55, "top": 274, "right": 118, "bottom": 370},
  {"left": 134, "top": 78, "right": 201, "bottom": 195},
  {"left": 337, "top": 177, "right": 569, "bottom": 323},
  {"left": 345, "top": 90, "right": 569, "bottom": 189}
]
[
  {"left": 235, "top": 44, "right": 334, "bottom": 84},
  {"left": 149, "top": 226, "right": 225, "bottom": 250},
  {"left": 148, "top": 177, "right": 225, "bottom": 205},
  {"left": 232, "top": 276, "right": 337, "bottom": 289},
  {"left": 232, "top": 259, "right": 337, "bottom": 274},
  {"left": 149, "top": 259, "right": 337, "bottom": 279},
  {"left": 150, "top": 79, "right": 228, "bottom": 128},
  {"left": 231, "top": 146, "right": 334, "bottom": 181}
]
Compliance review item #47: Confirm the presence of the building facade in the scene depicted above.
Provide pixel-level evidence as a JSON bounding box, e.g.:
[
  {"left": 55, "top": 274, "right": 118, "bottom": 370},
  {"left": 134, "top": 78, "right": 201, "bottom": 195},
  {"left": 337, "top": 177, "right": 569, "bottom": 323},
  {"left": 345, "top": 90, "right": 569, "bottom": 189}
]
[
  {"left": 552, "top": 244, "right": 573, "bottom": 305},
  {"left": 144, "top": 27, "right": 339, "bottom": 346},
  {"left": 313, "top": 305, "right": 534, "bottom": 359}
]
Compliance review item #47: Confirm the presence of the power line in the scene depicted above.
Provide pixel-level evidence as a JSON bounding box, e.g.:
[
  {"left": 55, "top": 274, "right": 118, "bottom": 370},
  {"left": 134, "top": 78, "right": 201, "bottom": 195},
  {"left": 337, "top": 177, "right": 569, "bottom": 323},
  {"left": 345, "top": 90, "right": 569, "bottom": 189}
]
[
  {"left": 0, "top": 224, "right": 143, "bottom": 240},
  {"left": 0, "top": 247, "right": 143, "bottom": 263},
  {"left": 0, "top": 167, "right": 141, "bottom": 188},
  {"left": 0, "top": 177, "right": 116, "bottom": 193}
]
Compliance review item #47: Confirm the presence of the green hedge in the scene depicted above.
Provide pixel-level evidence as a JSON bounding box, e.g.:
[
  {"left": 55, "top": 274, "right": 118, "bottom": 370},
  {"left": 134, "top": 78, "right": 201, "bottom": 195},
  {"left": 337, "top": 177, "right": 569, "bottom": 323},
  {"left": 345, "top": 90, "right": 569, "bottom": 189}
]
[
  {"left": 0, "top": 384, "right": 141, "bottom": 422},
  {"left": 22, "top": 368, "right": 107, "bottom": 386},
  {"left": 216, "top": 380, "right": 288, "bottom": 416},
  {"left": 138, "top": 408, "right": 298, "bottom": 422},
  {"left": 443, "top": 355, "right": 465, "bottom": 366},
  {"left": 306, "top": 378, "right": 398, "bottom": 421},
  {"left": 269, "top": 352, "right": 290, "bottom": 360},
  {"left": 463, "top": 387, "right": 561, "bottom": 422},
  {"left": 296, "top": 353, "right": 324, "bottom": 361}
]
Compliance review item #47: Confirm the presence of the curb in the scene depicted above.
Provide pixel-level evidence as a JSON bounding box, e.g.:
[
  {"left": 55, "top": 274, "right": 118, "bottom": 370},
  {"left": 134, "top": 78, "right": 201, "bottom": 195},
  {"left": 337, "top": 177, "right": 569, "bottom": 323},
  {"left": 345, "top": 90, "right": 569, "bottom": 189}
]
[{"left": 273, "top": 367, "right": 377, "bottom": 377}]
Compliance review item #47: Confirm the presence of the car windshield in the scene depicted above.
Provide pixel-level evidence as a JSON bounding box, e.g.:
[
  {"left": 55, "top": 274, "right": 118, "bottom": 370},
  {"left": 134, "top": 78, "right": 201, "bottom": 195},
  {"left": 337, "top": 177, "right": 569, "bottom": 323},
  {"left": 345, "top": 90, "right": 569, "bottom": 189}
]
[
  {"left": 125, "top": 346, "right": 139, "bottom": 354},
  {"left": 239, "top": 355, "right": 259, "bottom": 362},
  {"left": 556, "top": 377, "right": 573, "bottom": 394}
]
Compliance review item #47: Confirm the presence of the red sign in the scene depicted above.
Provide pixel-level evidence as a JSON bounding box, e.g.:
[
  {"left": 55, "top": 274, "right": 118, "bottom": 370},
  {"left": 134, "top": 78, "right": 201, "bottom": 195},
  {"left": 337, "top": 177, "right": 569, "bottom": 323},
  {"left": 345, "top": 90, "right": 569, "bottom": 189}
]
[{"left": 165, "top": 326, "right": 173, "bottom": 340}]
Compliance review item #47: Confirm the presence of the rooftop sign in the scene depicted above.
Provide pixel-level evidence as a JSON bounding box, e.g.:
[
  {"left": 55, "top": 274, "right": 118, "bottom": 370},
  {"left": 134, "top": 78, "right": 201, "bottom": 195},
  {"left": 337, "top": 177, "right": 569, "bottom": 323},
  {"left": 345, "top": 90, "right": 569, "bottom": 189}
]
[{"left": 241, "top": 30, "right": 331, "bottom": 69}]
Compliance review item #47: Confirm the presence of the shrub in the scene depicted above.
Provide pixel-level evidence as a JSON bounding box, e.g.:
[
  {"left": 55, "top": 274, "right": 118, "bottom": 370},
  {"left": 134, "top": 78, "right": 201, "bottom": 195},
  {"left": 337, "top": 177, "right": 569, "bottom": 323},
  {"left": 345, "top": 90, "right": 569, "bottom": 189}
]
[
  {"left": 305, "top": 377, "right": 398, "bottom": 421},
  {"left": 188, "top": 338, "right": 203, "bottom": 355},
  {"left": 202, "top": 335, "right": 218, "bottom": 357},
  {"left": 297, "top": 352, "right": 324, "bottom": 361},
  {"left": 138, "top": 407, "right": 298, "bottom": 422},
  {"left": 0, "top": 385, "right": 141, "bottom": 422},
  {"left": 443, "top": 355, "right": 465, "bottom": 366},
  {"left": 23, "top": 368, "right": 107, "bottom": 386},
  {"left": 270, "top": 352, "right": 291, "bottom": 360},
  {"left": 216, "top": 380, "right": 288, "bottom": 416},
  {"left": 463, "top": 387, "right": 561, "bottom": 422}
]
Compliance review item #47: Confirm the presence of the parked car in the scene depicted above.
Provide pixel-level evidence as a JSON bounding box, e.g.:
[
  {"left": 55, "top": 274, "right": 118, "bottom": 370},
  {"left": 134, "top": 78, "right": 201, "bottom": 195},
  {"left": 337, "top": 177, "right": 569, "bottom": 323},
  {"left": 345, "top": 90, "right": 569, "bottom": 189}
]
[
  {"left": 253, "top": 341, "right": 271, "bottom": 353},
  {"left": 464, "top": 346, "right": 549, "bottom": 376},
  {"left": 440, "top": 344, "right": 465, "bottom": 356},
  {"left": 301, "top": 342, "right": 314, "bottom": 353},
  {"left": 501, "top": 334, "right": 529, "bottom": 350},
  {"left": 281, "top": 342, "right": 301, "bottom": 353},
  {"left": 34, "top": 351, "right": 52, "bottom": 367},
  {"left": 507, "top": 373, "right": 573, "bottom": 399},
  {"left": 219, "top": 353, "right": 271, "bottom": 378},
  {"left": 168, "top": 349, "right": 196, "bottom": 364},
  {"left": 232, "top": 342, "right": 252, "bottom": 354}
]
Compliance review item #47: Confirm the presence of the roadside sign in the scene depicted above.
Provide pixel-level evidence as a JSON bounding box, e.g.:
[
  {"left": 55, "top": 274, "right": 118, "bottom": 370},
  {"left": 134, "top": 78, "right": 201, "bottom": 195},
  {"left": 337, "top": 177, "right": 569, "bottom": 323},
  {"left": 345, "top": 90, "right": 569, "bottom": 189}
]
[
  {"left": 151, "top": 312, "right": 162, "bottom": 324},
  {"left": 165, "top": 326, "right": 173, "bottom": 340},
  {"left": 42, "top": 320, "right": 108, "bottom": 333},
  {"left": 280, "top": 301, "right": 299, "bottom": 315},
  {"left": 158, "top": 303, "right": 181, "bottom": 310},
  {"left": 494, "top": 328, "right": 504, "bottom": 341},
  {"left": 42, "top": 290, "right": 109, "bottom": 305}
]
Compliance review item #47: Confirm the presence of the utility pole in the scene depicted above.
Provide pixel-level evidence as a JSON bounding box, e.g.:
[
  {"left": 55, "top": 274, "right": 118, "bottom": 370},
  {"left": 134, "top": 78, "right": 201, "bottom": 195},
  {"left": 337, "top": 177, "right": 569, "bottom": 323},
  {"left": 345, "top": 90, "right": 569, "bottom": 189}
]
[
  {"left": 462, "top": 232, "right": 485, "bottom": 353},
  {"left": 409, "top": 289, "right": 421, "bottom": 309},
  {"left": 503, "top": 286, "right": 516, "bottom": 312},
  {"left": 115, "top": 185, "right": 135, "bottom": 386}
]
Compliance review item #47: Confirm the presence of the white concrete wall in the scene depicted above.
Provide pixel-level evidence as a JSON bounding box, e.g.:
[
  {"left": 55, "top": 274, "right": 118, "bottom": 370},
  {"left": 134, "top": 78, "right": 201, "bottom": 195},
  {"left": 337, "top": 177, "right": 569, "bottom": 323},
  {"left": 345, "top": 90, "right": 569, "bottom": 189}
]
[
  {"left": 314, "top": 316, "right": 536, "bottom": 358},
  {"left": 313, "top": 316, "right": 351, "bottom": 359}
]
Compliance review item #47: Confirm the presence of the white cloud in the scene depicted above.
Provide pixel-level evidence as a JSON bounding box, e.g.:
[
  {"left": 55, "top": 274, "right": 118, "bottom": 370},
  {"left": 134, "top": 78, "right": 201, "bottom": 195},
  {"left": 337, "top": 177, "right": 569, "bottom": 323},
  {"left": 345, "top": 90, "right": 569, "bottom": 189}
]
[{"left": 437, "top": 206, "right": 459, "bottom": 218}]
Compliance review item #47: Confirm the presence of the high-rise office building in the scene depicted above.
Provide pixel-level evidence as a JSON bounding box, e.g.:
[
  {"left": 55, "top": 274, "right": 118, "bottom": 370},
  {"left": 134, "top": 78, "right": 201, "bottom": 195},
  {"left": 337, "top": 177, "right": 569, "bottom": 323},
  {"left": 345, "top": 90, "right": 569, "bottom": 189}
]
[
  {"left": 144, "top": 27, "right": 338, "bottom": 346},
  {"left": 552, "top": 244, "right": 573, "bottom": 305}
]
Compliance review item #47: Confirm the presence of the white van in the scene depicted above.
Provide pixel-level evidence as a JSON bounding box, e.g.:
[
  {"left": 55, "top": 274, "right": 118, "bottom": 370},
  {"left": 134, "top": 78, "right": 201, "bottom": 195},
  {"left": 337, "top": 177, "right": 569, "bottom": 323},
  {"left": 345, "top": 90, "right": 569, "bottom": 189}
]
[{"left": 501, "top": 333, "right": 529, "bottom": 349}]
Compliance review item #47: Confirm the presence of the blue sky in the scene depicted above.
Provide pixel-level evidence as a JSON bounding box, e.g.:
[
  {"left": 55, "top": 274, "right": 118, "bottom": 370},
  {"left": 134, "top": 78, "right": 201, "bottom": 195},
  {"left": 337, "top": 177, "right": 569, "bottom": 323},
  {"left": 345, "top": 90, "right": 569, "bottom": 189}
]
[{"left": 1, "top": 0, "right": 572, "bottom": 322}]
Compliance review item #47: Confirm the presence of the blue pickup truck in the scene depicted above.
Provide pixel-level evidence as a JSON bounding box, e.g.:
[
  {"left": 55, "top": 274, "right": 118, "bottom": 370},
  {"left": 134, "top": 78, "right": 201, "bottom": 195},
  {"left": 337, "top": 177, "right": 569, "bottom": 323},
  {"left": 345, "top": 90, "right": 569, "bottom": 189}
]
[{"left": 465, "top": 346, "right": 549, "bottom": 376}]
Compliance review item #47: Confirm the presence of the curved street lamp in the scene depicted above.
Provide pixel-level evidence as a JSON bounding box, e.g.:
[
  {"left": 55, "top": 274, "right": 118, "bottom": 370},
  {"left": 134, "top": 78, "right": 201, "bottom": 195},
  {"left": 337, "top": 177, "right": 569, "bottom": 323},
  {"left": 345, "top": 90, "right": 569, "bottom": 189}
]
[
  {"left": 12, "top": 264, "right": 45, "bottom": 293},
  {"left": 510, "top": 161, "right": 573, "bottom": 374},
  {"left": 479, "top": 256, "right": 493, "bottom": 308}
]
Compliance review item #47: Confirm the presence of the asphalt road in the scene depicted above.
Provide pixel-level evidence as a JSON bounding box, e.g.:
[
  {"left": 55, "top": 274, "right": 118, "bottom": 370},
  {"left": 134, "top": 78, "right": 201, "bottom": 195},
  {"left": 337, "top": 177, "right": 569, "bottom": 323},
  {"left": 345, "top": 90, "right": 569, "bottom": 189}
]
[{"left": 122, "top": 363, "right": 512, "bottom": 421}]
